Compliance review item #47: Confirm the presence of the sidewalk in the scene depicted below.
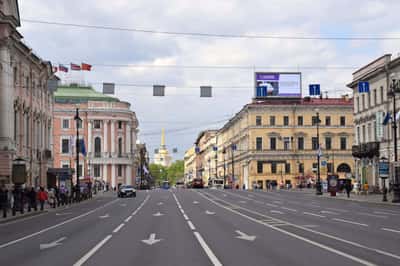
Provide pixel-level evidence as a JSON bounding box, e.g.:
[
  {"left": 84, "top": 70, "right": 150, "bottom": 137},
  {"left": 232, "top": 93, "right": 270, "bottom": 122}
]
[
  {"left": 0, "top": 190, "right": 112, "bottom": 224},
  {"left": 287, "top": 188, "right": 400, "bottom": 206}
]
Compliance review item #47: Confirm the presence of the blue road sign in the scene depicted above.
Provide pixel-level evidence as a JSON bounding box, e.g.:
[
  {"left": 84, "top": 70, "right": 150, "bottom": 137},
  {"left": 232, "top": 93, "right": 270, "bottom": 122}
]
[
  {"left": 309, "top": 84, "right": 320, "bottom": 96},
  {"left": 213, "top": 146, "right": 218, "bottom": 151},
  {"left": 231, "top": 144, "right": 237, "bottom": 151},
  {"left": 195, "top": 146, "right": 200, "bottom": 153},
  {"left": 321, "top": 160, "right": 327, "bottom": 167},
  {"left": 358, "top": 81, "right": 370, "bottom": 93}
]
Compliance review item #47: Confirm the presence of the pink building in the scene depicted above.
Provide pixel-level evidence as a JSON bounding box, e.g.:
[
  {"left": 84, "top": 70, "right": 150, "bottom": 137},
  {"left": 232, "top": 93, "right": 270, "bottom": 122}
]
[
  {"left": 0, "top": 1, "right": 55, "bottom": 187},
  {"left": 53, "top": 84, "right": 139, "bottom": 189}
]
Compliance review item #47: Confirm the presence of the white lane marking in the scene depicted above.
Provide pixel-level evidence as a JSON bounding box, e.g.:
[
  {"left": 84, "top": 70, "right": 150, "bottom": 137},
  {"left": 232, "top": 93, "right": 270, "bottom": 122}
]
[
  {"left": 99, "top": 214, "right": 110, "bottom": 219},
  {"left": 0, "top": 198, "right": 119, "bottom": 249},
  {"left": 265, "top": 203, "right": 279, "bottom": 208},
  {"left": 320, "top": 210, "right": 339, "bottom": 215},
  {"left": 200, "top": 191, "right": 400, "bottom": 261},
  {"left": 270, "top": 210, "right": 284, "bottom": 214},
  {"left": 153, "top": 212, "right": 164, "bottom": 217},
  {"left": 193, "top": 201, "right": 199, "bottom": 204},
  {"left": 239, "top": 201, "right": 247, "bottom": 204},
  {"left": 357, "top": 212, "right": 387, "bottom": 219},
  {"left": 303, "top": 212, "right": 326, "bottom": 218},
  {"left": 124, "top": 216, "right": 133, "bottom": 222},
  {"left": 273, "top": 201, "right": 282, "bottom": 204},
  {"left": 326, "top": 207, "right": 348, "bottom": 213},
  {"left": 309, "top": 204, "right": 321, "bottom": 208},
  {"left": 180, "top": 209, "right": 185, "bottom": 214},
  {"left": 332, "top": 218, "right": 368, "bottom": 227},
  {"left": 302, "top": 225, "right": 320, "bottom": 228},
  {"left": 197, "top": 192, "right": 374, "bottom": 266},
  {"left": 112, "top": 223, "right": 125, "bottom": 233},
  {"left": 374, "top": 211, "right": 399, "bottom": 216},
  {"left": 183, "top": 214, "right": 189, "bottom": 220},
  {"left": 40, "top": 237, "right": 67, "bottom": 250},
  {"left": 381, "top": 228, "right": 400, "bottom": 234},
  {"left": 205, "top": 210, "right": 215, "bottom": 215},
  {"left": 73, "top": 235, "right": 112, "bottom": 266},
  {"left": 194, "top": 232, "right": 223, "bottom": 266},
  {"left": 141, "top": 233, "right": 162, "bottom": 245},
  {"left": 281, "top": 207, "right": 297, "bottom": 212},
  {"left": 187, "top": 221, "right": 196, "bottom": 230},
  {"left": 235, "top": 230, "right": 256, "bottom": 241},
  {"left": 55, "top": 212, "right": 72, "bottom": 216},
  {"left": 120, "top": 203, "right": 127, "bottom": 207},
  {"left": 157, "top": 202, "right": 164, "bottom": 206}
]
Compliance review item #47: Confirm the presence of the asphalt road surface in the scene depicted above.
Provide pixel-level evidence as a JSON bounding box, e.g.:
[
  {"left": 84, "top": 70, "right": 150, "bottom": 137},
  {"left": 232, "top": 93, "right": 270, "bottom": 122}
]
[{"left": 0, "top": 189, "right": 399, "bottom": 266}]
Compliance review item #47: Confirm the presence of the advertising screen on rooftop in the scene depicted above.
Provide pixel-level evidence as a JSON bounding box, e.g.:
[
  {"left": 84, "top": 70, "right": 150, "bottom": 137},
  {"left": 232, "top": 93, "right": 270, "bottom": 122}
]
[{"left": 255, "top": 72, "right": 301, "bottom": 98}]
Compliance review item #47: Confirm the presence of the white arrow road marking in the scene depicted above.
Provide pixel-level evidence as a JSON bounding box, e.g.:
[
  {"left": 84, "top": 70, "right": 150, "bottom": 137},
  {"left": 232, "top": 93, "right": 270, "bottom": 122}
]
[
  {"left": 193, "top": 201, "right": 199, "bottom": 204},
  {"left": 205, "top": 210, "right": 215, "bottom": 215},
  {"left": 99, "top": 214, "right": 110, "bottom": 219},
  {"left": 235, "top": 230, "right": 256, "bottom": 241},
  {"left": 153, "top": 212, "right": 164, "bottom": 217},
  {"left": 142, "top": 233, "right": 162, "bottom": 245},
  {"left": 40, "top": 237, "right": 67, "bottom": 250},
  {"left": 157, "top": 202, "right": 164, "bottom": 206},
  {"left": 120, "top": 203, "right": 127, "bottom": 207},
  {"left": 55, "top": 212, "right": 72, "bottom": 216}
]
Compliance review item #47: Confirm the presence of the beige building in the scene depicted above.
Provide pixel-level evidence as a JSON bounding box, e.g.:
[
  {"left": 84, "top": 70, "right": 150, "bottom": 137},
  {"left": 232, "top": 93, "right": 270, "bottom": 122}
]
[
  {"left": 348, "top": 54, "right": 400, "bottom": 189},
  {"left": 187, "top": 97, "right": 355, "bottom": 190},
  {"left": 184, "top": 146, "right": 196, "bottom": 184},
  {"left": 193, "top": 130, "right": 217, "bottom": 185},
  {"left": 0, "top": 0, "right": 55, "bottom": 187},
  {"left": 53, "top": 84, "right": 139, "bottom": 189}
]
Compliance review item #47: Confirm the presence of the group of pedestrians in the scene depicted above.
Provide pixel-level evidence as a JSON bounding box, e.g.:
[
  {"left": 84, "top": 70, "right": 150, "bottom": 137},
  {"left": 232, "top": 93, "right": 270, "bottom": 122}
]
[{"left": 0, "top": 183, "right": 93, "bottom": 219}]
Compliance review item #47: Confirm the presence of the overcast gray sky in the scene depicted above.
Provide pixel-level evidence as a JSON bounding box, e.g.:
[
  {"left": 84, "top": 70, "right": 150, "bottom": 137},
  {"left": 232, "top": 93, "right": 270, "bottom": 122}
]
[{"left": 19, "top": 0, "right": 400, "bottom": 161}]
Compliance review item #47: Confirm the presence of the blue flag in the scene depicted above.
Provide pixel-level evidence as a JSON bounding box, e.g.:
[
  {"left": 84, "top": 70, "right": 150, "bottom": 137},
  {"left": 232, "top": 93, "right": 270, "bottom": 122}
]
[
  {"left": 382, "top": 113, "right": 391, "bottom": 125},
  {"left": 79, "top": 139, "right": 87, "bottom": 156}
]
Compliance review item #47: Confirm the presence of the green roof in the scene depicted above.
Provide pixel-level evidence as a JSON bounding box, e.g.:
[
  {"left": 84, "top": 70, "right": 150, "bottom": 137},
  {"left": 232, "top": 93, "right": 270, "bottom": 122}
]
[{"left": 54, "top": 85, "right": 119, "bottom": 103}]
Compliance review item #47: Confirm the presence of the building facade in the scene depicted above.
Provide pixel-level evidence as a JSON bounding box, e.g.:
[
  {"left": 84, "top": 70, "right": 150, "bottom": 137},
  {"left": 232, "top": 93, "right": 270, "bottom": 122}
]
[
  {"left": 0, "top": 0, "right": 54, "bottom": 187},
  {"left": 53, "top": 84, "right": 138, "bottom": 189},
  {"left": 348, "top": 54, "right": 400, "bottom": 189},
  {"left": 193, "top": 130, "right": 217, "bottom": 185},
  {"left": 183, "top": 146, "right": 196, "bottom": 184},
  {"left": 186, "top": 97, "right": 355, "bottom": 190}
]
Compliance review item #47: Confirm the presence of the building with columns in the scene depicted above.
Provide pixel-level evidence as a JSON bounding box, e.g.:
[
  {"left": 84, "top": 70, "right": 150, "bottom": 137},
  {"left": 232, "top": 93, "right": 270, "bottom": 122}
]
[
  {"left": 53, "top": 84, "right": 139, "bottom": 189},
  {"left": 153, "top": 128, "right": 172, "bottom": 167},
  {"left": 0, "top": 0, "right": 55, "bottom": 187}
]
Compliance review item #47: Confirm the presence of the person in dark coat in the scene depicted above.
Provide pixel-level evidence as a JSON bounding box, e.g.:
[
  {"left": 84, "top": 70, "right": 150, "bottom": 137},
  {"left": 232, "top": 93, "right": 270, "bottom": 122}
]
[
  {"left": 0, "top": 186, "right": 8, "bottom": 218},
  {"left": 344, "top": 181, "right": 352, "bottom": 198},
  {"left": 26, "top": 187, "right": 37, "bottom": 212}
]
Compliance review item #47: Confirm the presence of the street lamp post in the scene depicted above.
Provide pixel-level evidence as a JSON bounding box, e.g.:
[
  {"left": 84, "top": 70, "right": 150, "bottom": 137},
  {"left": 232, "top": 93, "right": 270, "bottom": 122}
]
[
  {"left": 74, "top": 108, "right": 82, "bottom": 202},
  {"left": 222, "top": 148, "right": 226, "bottom": 187},
  {"left": 389, "top": 75, "right": 400, "bottom": 203},
  {"left": 315, "top": 109, "right": 323, "bottom": 195},
  {"left": 231, "top": 144, "right": 236, "bottom": 189}
]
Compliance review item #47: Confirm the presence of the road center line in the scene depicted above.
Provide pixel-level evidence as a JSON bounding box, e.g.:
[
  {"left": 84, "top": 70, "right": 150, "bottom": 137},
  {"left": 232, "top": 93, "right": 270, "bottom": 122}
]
[
  {"left": 194, "top": 232, "right": 223, "bottom": 266},
  {"left": 0, "top": 198, "right": 119, "bottom": 249},
  {"left": 187, "top": 221, "right": 196, "bottom": 230},
  {"left": 73, "top": 235, "right": 112, "bottom": 266},
  {"left": 112, "top": 223, "right": 125, "bottom": 233},
  {"left": 183, "top": 214, "right": 189, "bottom": 220},
  {"left": 357, "top": 212, "right": 387, "bottom": 219},
  {"left": 124, "top": 216, "right": 133, "bottom": 222},
  {"left": 332, "top": 218, "right": 368, "bottom": 227},
  {"left": 281, "top": 207, "right": 297, "bottom": 212},
  {"left": 381, "top": 228, "right": 400, "bottom": 234}
]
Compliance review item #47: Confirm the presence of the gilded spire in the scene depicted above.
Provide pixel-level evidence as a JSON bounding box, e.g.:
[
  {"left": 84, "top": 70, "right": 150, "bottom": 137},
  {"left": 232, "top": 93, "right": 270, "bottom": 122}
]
[{"left": 161, "top": 128, "right": 165, "bottom": 147}]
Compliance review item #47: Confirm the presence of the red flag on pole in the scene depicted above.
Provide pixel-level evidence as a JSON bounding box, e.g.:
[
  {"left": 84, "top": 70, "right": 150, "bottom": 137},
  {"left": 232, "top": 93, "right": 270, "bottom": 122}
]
[
  {"left": 70, "top": 63, "right": 81, "bottom": 71},
  {"left": 81, "top": 63, "right": 92, "bottom": 71},
  {"left": 52, "top": 66, "right": 58, "bottom": 73},
  {"left": 59, "top": 64, "right": 68, "bottom": 72}
]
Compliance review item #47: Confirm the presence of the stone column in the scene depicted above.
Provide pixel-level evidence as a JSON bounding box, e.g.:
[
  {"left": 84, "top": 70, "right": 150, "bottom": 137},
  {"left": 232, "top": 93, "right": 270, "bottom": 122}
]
[
  {"left": 103, "top": 120, "right": 108, "bottom": 156},
  {"left": 111, "top": 120, "right": 115, "bottom": 156},
  {"left": 103, "top": 164, "right": 108, "bottom": 183},
  {"left": 126, "top": 165, "right": 132, "bottom": 185},
  {"left": 0, "top": 46, "right": 13, "bottom": 150},
  {"left": 88, "top": 121, "right": 92, "bottom": 154},
  {"left": 111, "top": 164, "right": 116, "bottom": 189},
  {"left": 126, "top": 123, "right": 131, "bottom": 155}
]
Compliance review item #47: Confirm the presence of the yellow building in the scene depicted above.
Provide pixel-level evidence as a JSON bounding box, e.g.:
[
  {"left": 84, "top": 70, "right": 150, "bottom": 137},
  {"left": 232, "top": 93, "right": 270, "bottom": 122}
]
[
  {"left": 214, "top": 97, "right": 354, "bottom": 189},
  {"left": 153, "top": 128, "right": 172, "bottom": 167},
  {"left": 193, "top": 130, "right": 218, "bottom": 185},
  {"left": 184, "top": 146, "right": 196, "bottom": 184}
]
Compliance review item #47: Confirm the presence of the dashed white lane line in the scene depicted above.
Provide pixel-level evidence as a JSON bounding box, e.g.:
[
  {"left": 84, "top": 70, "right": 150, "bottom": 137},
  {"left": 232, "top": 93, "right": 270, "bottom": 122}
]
[
  {"left": 0, "top": 198, "right": 119, "bottom": 249},
  {"left": 326, "top": 207, "right": 348, "bottom": 213},
  {"left": 320, "top": 210, "right": 339, "bottom": 215},
  {"left": 332, "top": 218, "right": 368, "bottom": 227},
  {"left": 381, "top": 228, "right": 400, "bottom": 234},
  {"left": 303, "top": 212, "right": 326, "bottom": 218},
  {"left": 187, "top": 221, "right": 196, "bottom": 230},
  {"left": 183, "top": 214, "right": 189, "bottom": 220},
  {"left": 124, "top": 216, "right": 133, "bottom": 222},
  {"left": 270, "top": 210, "right": 284, "bottom": 214},
  {"left": 357, "top": 212, "right": 387, "bottom": 219},
  {"left": 281, "top": 207, "right": 297, "bottom": 212},
  {"left": 265, "top": 203, "right": 279, "bottom": 208},
  {"left": 374, "top": 211, "right": 399, "bottom": 216},
  {"left": 194, "top": 232, "right": 223, "bottom": 266},
  {"left": 73, "top": 235, "right": 113, "bottom": 266},
  {"left": 112, "top": 223, "right": 125, "bottom": 233}
]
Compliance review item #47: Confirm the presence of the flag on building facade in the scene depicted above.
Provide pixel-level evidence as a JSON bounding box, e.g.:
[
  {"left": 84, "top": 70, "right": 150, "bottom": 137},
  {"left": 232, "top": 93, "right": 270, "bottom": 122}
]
[
  {"left": 59, "top": 64, "right": 68, "bottom": 72},
  {"left": 143, "top": 165, "right": 149, "bottom": 174},
  {"left": 70, "top": 63, "right": 81, "bottom": 71},
  {"left": 382, "top": 112, "right": 391, "bottom": 125},
  {"left": 79, "top": 139, "right": 87, "bottom": 156},
  {"left": 81, "top": 63, "right": 92, "bottom": 71}
]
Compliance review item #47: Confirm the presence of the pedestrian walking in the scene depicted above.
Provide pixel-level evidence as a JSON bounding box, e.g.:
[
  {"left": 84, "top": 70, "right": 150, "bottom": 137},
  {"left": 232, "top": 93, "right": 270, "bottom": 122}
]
[
  {"left": 26, "top": 187, "right": 37, "bottom": 212},
  {"left": 344, "top": 181, "right": 352, "bottom": 198},
  {"left": 48, "top": 188, "right": 56, "bottom": 208},
  {"left": 37, "top": 187, "right": 48, "bottom": 211},
  {"left": 54, "top": 186, "right": 60, "bottom": 207},
  {"left": 0, "top": 185, "right": 8, "bottom": 218}
]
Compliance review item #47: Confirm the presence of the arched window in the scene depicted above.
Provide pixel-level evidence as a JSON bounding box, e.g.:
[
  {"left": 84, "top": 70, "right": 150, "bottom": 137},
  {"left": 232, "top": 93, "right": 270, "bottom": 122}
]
[
  {"left": 337, "top": 163, "right": 351, "bottom": 173},
  {"left": 118, "top": 138, "right": 123, "bottom": 157},
  {"left": 94, "top": 137, "right": 101, "bottom": 157}
]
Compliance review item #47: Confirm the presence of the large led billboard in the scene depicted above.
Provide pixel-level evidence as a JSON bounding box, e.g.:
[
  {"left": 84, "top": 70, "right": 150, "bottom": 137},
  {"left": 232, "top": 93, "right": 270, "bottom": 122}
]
[{"left": 255, "top": 72, "right": 302, "bottom": 98}]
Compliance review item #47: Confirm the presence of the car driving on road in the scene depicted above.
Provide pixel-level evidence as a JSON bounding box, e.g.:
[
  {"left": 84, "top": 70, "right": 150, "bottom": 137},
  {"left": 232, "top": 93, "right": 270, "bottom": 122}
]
[{"left": 118, "top": 185, "right": 136, "bottom": 198}]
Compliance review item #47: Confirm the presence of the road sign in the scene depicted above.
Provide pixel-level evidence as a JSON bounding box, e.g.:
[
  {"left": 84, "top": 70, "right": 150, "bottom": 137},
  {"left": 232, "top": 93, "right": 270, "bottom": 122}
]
[
  {"left": 200, "top": 86, "right": 212, "bottom": 97},
  {"left": 379, "top": 161, "right": 389, "bottom": 179},
  {"left": 321, "top": 160, "right": 327, "bottom": 167},
  {"left": 358, "top": 81, "right": 370, "bottom": 93},
  {"left": 309, "top": 84, "right": 320, "bottom": 96}
]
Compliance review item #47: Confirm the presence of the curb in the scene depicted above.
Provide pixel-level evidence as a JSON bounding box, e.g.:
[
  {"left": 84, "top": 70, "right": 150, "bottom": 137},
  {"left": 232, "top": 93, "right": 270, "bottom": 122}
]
[
  {"left": 0, "top": 210, "right": 49, "bottom": 224},
  {"left": 316, "top": 194, "right": 400, "bottom": 206}
]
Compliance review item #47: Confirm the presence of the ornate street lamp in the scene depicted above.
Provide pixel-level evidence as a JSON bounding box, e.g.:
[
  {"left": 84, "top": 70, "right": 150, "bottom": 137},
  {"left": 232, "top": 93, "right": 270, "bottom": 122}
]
[
  {"left": 74, "top": 107, "right": 82, "bottom": 201},
  {"left": 315, "top": 108, "right": 323, "bottom": 195}
]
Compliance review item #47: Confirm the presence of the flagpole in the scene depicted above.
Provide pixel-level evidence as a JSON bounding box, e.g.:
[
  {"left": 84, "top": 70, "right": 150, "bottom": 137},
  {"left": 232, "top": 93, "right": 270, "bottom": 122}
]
[{"left": 316, "top": 109, "right": 323, "bottom": 195}]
